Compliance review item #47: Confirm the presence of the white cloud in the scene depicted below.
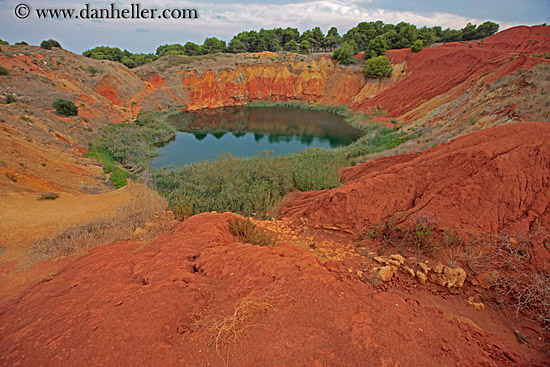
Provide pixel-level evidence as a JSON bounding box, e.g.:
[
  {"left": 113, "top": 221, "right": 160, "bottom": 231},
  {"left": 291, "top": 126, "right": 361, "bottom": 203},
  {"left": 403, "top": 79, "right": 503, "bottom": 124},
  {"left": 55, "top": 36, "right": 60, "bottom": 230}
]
[
  {"left": 0, "top": 0, "right": 536, "bottom": 52},
  {"left": 180, "top": 1, "right": 483, "bottom": 38}
]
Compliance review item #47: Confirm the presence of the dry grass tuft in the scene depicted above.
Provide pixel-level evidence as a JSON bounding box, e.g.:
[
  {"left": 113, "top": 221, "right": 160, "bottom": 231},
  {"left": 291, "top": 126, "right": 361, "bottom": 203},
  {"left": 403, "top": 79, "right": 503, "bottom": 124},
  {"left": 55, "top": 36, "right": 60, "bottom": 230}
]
[
  {"left": 187, "top": 289, "right": 288, "bottom": 362},
  {"left": 26, "top": 182, "right": 167, "bottom": 263},
  {"left": 228, "top": 217, "right": 276, "bottom": 246}
]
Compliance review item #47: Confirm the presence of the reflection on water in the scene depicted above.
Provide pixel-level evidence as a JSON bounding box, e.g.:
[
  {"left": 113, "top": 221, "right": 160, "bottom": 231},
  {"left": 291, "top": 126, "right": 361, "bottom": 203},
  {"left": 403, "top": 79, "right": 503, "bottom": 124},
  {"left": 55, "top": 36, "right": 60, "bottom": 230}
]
[{"left": 152, "top": 106, "right": 363, "bottom": 168}]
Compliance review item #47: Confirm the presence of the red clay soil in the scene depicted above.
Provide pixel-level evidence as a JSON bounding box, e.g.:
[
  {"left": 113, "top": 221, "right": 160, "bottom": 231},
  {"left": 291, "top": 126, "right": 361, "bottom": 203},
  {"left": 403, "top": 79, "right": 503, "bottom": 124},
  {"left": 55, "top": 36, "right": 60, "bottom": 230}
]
[
  {"left": 355, "top": 25, "right": 550, "bottom": 117},
  {"left": 178, "top": 61, "right": 368, "bottom": 110},
  {"left": 93, "top": 75, "right": 124, "bottom": 106},
  {"left": 279, "top": 122, "right": 550, "bottom": 250},
  {"left": 1, "top": 212, "right": 547, "bottom": 367}
]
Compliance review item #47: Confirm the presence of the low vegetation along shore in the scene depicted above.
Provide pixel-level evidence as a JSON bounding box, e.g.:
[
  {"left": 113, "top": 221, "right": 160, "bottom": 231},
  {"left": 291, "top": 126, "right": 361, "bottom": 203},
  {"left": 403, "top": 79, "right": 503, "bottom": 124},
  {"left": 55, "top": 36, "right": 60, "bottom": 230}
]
[{"left": 86, "top": 101, "right": 417, "bottom": 218}]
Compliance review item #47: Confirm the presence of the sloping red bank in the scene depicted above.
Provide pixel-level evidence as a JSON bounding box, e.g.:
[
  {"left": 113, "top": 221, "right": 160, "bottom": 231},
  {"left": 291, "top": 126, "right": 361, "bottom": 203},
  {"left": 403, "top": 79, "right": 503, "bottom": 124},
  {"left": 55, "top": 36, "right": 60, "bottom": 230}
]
[
  {"left": 0, "top": 212, "right": 545, "bottom": 366},
  {"left": 355, "top": 25, "right": 550, "bottom": 118},
  {"left": 279, "top": 122, "right": 550, "bottom": 237}
]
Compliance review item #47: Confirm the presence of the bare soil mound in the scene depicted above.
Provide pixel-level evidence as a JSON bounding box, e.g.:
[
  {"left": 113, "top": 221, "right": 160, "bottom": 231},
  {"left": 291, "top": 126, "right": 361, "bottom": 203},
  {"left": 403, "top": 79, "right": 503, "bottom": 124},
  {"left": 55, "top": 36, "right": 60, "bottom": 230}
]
[
  {"left": 1, "top": 213, "right": 547, "bottom": 367},
  {"left": 279, "top": 122, "right": 550, "bottom": 239}
]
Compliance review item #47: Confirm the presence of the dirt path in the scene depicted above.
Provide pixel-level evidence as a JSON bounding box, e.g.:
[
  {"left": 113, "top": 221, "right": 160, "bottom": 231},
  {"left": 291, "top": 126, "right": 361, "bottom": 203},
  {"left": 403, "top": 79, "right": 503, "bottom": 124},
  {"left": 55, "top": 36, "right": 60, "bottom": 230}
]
[{"left": 0, "top": 191, "right": 133, "bottom": 256}]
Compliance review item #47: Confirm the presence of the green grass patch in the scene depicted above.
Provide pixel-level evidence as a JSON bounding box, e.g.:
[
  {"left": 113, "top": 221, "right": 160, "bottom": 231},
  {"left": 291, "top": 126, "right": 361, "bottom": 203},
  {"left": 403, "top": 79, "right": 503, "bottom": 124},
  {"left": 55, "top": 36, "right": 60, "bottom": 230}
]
[
  {"left": 282, "top": 148, "right": 346, "bottom": 191},
  {"left": 85, "top": 110, "right": 177, "bottom": 188},
  {"left": 110, "top": 167, "right": 131, "bottom": 189},
  {"left": 84, "top": 148, "right": 128, "bottom": 188},
  {"left": 85, "top": 148, "right": 116, "bottom": 173},
  {"left": 154, "top": 152, "right": 294, "bottom": 217},
  {"left": 87, "top": 110, "right": 177, "bottom": 168},
  {"left": 340, "top": 123, "right": 409, "bottom": 158}
]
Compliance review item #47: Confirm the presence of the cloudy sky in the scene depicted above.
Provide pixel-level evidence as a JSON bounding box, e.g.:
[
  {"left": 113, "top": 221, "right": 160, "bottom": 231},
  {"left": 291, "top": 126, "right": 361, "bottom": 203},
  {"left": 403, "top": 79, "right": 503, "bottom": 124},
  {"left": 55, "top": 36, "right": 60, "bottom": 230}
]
[{"left": 1, "top": 0, "right": 548, "bottom": 54}]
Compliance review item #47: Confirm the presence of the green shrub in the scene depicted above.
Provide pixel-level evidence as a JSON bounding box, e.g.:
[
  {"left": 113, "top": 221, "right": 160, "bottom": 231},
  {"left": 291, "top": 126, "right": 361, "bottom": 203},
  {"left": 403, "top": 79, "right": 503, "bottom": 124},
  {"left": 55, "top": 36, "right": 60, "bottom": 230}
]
[
  {"left": 0, "top": 66, "right": 9, "bottom": 76},
  {"left": 332, "top": 42, "right": 352, "bottom": 65},
  {"left": 366, "top": 210, "right": 409, "bottom": 244},
  {"left": 228, "top": 217, "right": 276, "bottom": 246},
  {"left": 170, "top": 197, "right": 194, "bottom": 220},
  {"left": 87, "top": 65, "right": 99, "bottom": 75},
  {"left": 283, "top": 40, "right": 299, "bottom": 52},
  {"left": 85, "top": 147, "right": 130, "bottom": 188},
  {"left": 38, "top": 192, "right": 59, "bottom": 201},
  {"left": 443, "top": 229, "right": 462, "bottom": 247},
  {"left": 40, "top": 39, "right": 62, "bottom": 50},
  {"left": 153, "top": 146, "right": 349, "bottom": 218},
  {"left": 85, "top": 149, "right": 115, "bottom": 171},
  {"left": 5, "top": 94, "right": 16, "bottom": 104},
  {"left": 366, "top": 211, "right": 438, "bottom": 253},
  {"left": 341, "top": 124, "right": 410, "bottom": 158},
  {"left": 366, "top": 35, "right": 388, "bottom": 58},
  {"left": 0, "top": 39, "right": 8, "bottom": 45},
  {"left": 15, "top": 41, "right": 28, "bottom": 46},
  {"left": 90, "top": 111, "right": 176, "bottom": 169},
  {"left": 300, "top": 40, "right": 311, "bottom": 54},
  {"left": 363, "top": 56, "right": 393, "bottom": 78},
  {"left": 5, "top": 173, "right": 17, "bottom": 182},
  {"left": 411, "top": 39, "right": 423, "bottom": 53},
  {"left": 154, "top": 152, "right": 294, "bottom": 217},
  {"left": 110, "top": 167, "right": 130, "bottom": 188},
  {"left": 121, "top": 56, "right": 137, "bottom": 68},
  {"left": 52, "top": 98, "right": 78, "bottom": 116},
  {"left": 411, "top": 221, "right": 436, "bottom": 252}
]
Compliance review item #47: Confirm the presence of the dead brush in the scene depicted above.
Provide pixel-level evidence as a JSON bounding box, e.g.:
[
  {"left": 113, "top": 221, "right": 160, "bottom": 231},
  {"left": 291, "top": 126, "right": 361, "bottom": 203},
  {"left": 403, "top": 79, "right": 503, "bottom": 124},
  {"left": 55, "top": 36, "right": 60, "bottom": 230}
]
[
  {"left": 186, "top": 289, "right": 288, "bottom": 362},
  {"left": 456, "top": 233, "right": 497, "bottom": 274},
  {"left": 479, "top": 231, "right": 550, "bottom": 348},
  {"left": 493, "top": 272, "right": 550, "bottom": 331},
  {"left": 26, "top": 182, "right": 167, "bottom": 264}
]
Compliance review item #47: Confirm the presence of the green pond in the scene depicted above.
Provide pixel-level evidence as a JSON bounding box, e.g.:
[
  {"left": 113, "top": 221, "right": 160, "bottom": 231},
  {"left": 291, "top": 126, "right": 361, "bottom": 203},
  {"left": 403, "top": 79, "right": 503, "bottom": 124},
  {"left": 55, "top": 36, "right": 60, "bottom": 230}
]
[{"left": 151, "top": 106, "right": 363, "bottom": 168}]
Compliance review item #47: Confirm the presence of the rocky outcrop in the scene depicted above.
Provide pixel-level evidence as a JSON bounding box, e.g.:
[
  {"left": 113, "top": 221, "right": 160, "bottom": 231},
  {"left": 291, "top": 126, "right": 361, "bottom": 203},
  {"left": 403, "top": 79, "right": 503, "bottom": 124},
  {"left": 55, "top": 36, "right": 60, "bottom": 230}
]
[
  {"left": 368, "top": 254, "right": 468, "bottom": 290},
  {"left": 428, "top": 263, "right": 467, "bottom": 288},
  {"left": 370, "top": 254, "right": 405, "bottom": 283}
]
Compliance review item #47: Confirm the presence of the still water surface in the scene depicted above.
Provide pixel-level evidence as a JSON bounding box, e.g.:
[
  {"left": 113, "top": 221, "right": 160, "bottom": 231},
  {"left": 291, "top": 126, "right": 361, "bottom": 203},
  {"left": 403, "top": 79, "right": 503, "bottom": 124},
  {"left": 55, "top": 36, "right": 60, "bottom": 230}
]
[{"left": 152, "top": 106, "right": 363, "bottom": 168}]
